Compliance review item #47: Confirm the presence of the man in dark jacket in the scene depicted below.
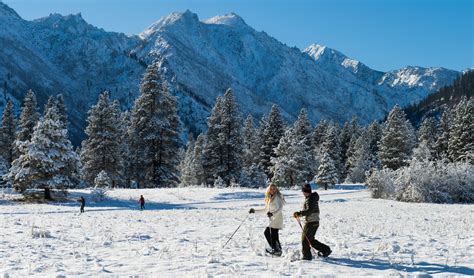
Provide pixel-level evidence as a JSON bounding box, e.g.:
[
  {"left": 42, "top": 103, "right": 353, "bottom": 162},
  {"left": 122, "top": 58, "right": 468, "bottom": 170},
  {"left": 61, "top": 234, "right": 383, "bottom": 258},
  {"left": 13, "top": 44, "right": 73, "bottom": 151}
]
[
  {"left": 78, "top": 196, "right": 85, "bottom": 213},
  {"left": 293, "top": 183, "right": 331, "bottom": 260}
]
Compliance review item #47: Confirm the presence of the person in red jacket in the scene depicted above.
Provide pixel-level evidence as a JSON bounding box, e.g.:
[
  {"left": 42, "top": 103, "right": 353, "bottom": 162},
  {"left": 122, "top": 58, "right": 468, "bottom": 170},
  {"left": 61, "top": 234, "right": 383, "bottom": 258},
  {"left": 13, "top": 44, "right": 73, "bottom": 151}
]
[{"left": 139, "top": 195, "right": 145, "bottom": 210}]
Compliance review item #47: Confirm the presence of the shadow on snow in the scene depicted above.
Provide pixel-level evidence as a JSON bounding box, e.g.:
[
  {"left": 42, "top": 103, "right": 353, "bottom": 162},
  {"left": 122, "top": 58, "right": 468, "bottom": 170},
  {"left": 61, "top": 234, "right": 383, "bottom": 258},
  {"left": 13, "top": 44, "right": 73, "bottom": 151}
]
[{"left": 323, "top": 257, "right": 474, "bottom": 276}]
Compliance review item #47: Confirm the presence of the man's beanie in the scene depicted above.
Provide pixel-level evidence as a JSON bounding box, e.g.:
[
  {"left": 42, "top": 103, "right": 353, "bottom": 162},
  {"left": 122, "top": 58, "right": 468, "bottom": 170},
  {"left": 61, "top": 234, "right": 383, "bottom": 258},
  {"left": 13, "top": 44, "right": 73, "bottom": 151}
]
[{"left": 302, "top": 183, "right": 312, "bottom": 193}]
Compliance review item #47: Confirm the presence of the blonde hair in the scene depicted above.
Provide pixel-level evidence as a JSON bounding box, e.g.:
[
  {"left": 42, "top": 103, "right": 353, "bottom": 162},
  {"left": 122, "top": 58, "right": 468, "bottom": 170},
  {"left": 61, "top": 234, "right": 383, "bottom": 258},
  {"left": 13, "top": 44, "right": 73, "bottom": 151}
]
[{"left": 265, "top": 183, "right": 285, "bottom": 205}]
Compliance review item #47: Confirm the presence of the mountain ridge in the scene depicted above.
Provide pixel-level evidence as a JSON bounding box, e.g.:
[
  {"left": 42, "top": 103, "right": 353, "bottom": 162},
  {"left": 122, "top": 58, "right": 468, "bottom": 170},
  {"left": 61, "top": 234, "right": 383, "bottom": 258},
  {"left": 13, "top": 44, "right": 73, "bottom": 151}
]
[{"left": 0, "top": 5, "right": 461, "bottom": 144}]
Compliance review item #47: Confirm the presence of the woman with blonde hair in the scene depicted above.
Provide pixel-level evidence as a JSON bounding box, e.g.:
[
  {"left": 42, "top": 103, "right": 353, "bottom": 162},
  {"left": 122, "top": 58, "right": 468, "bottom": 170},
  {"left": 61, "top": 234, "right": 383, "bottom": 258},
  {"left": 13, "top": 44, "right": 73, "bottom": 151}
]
[{"left": 249, "top": 183, "right": 285, "bottom": 256}]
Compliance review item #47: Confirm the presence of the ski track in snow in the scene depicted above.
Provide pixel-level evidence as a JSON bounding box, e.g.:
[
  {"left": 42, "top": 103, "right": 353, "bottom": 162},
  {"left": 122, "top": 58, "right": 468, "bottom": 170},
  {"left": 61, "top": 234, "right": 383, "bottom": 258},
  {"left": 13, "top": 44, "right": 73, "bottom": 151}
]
[{"left": 0, "top": 186, "right": 473, "bottom": 277}]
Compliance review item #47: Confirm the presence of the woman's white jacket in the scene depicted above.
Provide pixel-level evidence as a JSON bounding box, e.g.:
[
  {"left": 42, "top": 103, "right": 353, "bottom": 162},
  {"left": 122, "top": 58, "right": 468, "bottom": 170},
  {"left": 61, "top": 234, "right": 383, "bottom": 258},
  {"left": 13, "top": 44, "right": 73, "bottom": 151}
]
[{"left": 256, "top": 194, "right": 284, "bottom": 229}]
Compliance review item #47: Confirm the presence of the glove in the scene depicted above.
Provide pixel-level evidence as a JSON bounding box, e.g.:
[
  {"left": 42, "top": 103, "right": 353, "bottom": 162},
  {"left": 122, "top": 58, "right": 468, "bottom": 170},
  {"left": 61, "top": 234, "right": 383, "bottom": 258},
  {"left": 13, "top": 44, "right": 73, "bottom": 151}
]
[
  {"left": 293, "top": 212, "right": 301, "bottom": 218},
  {"left": 249, "top": 208, "right": 255, "bottom": 214},
  {"left": 267, "top": 212, "right": 273, "bottom": 217}
]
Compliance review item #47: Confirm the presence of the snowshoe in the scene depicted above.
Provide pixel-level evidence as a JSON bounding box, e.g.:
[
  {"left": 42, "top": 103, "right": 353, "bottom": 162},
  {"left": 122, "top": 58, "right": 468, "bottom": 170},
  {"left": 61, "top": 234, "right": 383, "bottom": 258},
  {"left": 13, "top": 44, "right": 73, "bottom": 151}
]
[
  {"left": 265, "top": 248, "right": 282, "bottom": 257},
  {"left": 317, "top": 249, "right": 332, "bottom": 258}
]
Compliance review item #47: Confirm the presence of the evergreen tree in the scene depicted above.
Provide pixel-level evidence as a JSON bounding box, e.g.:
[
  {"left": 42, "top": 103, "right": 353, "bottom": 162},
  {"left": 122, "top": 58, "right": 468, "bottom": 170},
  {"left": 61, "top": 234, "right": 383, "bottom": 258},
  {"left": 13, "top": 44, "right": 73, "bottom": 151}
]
[
  {"left": 320, "top": 123, "right": 342, "bottom": 178},
  {"left": 202, "top": 89, "right": 243, "bottom": 186},
  {"left": 379, "top": 105, "right": 414, "bottom": 170},
  {"left": 259, "top": 105, "right": 285, "bottom": 178},
  {"left": 315, "top": 151, "right": 338, "bottom": 190},
  {"left": 340, "top": 117, "right": 361, "bottom": 179},
  {"left": 80, "top": 91, "right": 123, "bottom": 187},
  {"left": 192, "top": 134, "right": 206, "bottom": 185},
  {"left": 271, "top": 127, "right": 313, "bottom": 187},
  {"left": 5, "top": 105, "right": 79, "bottom": 193},
  {"left": 418, "top": 116, "right": 438, "bottom": 158},
  {"left": 312, "top": 119, "right": 330, "bottom": 149},
  {"left": 16, "top": 90, "right": 40, "bottom": 143},
  {"left": 347, "top": 130, "right": 372, "bottom": 183},
  {"left": 0, "top": 100, "right": 16, "bottom": 166},
  {"left": 120, "top": 111, "right": 132, "bottom": 187},
  {"left": 448, "top": 97, "right": 473, "bottom": 163},
  {"left": 435, "top": 109, "right": 452, "bottom": 160},
  {"left": 55, "top": 94, "right": 68, "bottom": 129},
  {"left": 293, "top": 108, "right": 312, "bottom": 143},
  {"left": 242, "top": 115, "right": 260, "bottom": 168},
  {"left": 367, "top": 121, "right": 383, "bottom": 170},
  {"left": 179, "top": 138, "right": 196, "bottom": 186},
  {"left": 129, "top": 63, "right": 181, "bottom": 188}
]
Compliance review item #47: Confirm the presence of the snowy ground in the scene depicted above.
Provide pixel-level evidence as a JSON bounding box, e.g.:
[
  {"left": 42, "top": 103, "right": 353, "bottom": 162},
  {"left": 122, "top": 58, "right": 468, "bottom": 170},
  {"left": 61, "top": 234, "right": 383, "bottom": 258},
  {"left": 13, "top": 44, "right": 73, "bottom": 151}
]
[{"left": 1, "top": 185, "right": 473, "bottom": 277}]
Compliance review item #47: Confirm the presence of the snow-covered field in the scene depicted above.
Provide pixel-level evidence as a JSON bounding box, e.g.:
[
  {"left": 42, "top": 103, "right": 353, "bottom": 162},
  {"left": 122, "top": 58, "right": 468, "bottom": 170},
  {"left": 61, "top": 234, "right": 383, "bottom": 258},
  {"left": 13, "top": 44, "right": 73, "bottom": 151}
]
[{"left": 1, "top": 186, "right": 473, "bottom": 277}]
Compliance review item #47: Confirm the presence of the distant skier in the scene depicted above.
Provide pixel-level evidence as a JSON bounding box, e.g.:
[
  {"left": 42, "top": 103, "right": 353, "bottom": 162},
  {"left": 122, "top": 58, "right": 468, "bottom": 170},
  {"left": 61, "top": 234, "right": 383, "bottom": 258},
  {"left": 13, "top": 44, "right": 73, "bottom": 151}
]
[
  {"left": 78, "top": 196, "right": 85, "bottom": 213},
  {"left": 293, "top": 183, "right": 331, "bottom": 260},
  {"left": 139, "top": 195, "right": 145, "bottom": 210},
  {"left": 249, "top": 183, "right": 285, "bottom": 256}
]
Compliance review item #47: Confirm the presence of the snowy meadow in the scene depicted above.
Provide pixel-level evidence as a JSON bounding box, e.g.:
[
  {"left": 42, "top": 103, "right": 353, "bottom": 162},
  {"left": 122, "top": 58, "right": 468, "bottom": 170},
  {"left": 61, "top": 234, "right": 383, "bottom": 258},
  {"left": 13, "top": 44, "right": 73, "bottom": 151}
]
[{"left": 1, "top": 186, "right": 473, "bottom": 277}]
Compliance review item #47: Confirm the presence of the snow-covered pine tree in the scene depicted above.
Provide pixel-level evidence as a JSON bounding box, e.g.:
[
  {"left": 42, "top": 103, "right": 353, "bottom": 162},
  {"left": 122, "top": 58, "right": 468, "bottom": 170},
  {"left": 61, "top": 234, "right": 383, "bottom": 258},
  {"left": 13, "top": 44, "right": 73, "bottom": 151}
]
[
  {"left": 80, "top": 91, "right": 123, "bottom": 187},
  {"left": 312, "top": 119, "right": 329, "bottom": 149},
  {"left": 91, "top": 170, "right": 111, "bottom": 201},
  {"left": 179, "top": 137, "right": 196, "bottom": 186},
  {"left": 292, "top": 108, "right": 316, "bottom": 180},
  {"left": 55, "top": 94, "right": 68, "bottom": 129},
  {"left": 242, "top": 115, "right": 261, "bottom": 168},
  {"left": 448, "top": 97, "right": 473, "bottom": 163},
  {"left": 271, "top": 127, "right": 313, "bottom": 188},
  {"left": 418, "top": 116, "right": 438, "bottom": 159},
  {"left": 379, "top": 105, "right": 415, "bottom": 170},
  {"left": 192, "top": 134, "right": 206, "bottom": 186},
  {"left": 367, "top": 121, "right": 383, "bottom": 170},
  {"left": 340, "top": 117, "right": 361, "bottom": 180},
  {"left": 16, "top": 90, "right": 40, "bottom": 144},
  {"left": 202, "top": 89, "right": 243, "bottom": 186},
  {"left": 347, "top": 130, "right": 372, "bottom": 183},
  {"left": 128, "top": 63, "right": 181, "bottom": 188},
  {"left": 435, "top": 109, "right": 452, "bottom": 160},
  {"left": 120, "top": 111, "right": 132, "bottom": 188},
  {"left": 0, "top": 100, "right": 16, "bottom": 166},
  {"left": 315, "top": 151, "right": 338, "bottom": 190},
  {"left": 5, "top": 105, "right": 79, "bottom": 194},
  {"left": 259, "top": 105, "right": 285, "bottom": 179},
  {"left": 320, "top": 123, "right": 342, "bottom": 179},
  {"left": 240, "top": 115, "right": 266, "bottom": 187}
]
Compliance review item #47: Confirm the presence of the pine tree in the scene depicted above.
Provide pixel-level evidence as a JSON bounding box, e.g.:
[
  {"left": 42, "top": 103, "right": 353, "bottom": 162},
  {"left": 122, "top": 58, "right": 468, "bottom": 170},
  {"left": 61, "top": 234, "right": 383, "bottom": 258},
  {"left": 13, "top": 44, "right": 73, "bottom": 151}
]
[
  {"left": 367, "top": 121, "right": 383, "bottom": 170},
  {"left": 293, "top": 108, "right": 312, "bottom": 143},
  {"left": 179, "top": 138, "right": 196, "bottom": 186},
  {"left": 340, "top": 117, "right": 361, "bottom": 179},
  {"left": 242, "top": 115, "right": 260, "bottom": 168},
  {"left": 202, "top": 89, "right": 243, "bottom": 186},
  {"left": 80, "top": 91, "right": 123, "bottom": 187},
  {"left": 448, "top": 97, "right": 473, "bottom": 163},
  {"left": 315, "top": 151, "right": 338, "bottom": 190},
  {"left": 312, "top": 119, "right": 329, "bottom": 149},
  {"left": 0, "top": 100, "right": 16, "bottom": 166},
  {"left": 435, "top": 109, "right": 452, "bottom": 160},
  {"left": 120, "top": 111, "right": 132, "bottom": 187},
  {"left": 320, "top": 123, "right": 342, "bottom": 178},
  {"left": 5, "top": 105, "right": 79, "bottom": 194},
  {"left": 347, "top": 130, "right": 372, "bottom": 183},
  {"left": 418, "top": 116, "right": 438, "bottom": 158},
  {"left": 192, "top": 134, "right": 206, "bottom": 185},
  {"left": 259, "top": 105, "right": 285, "bottom": 178},
  {"left": 129, "top": 63, "right": 181, "bottom": 188},
  {"left": 55, "top": 94, "right": 68, "bottom": 129},
  {"left": 379, "top": 105, "right": 414, "bottom": 170},
  {"left": 271, "top": 127, "right": 313, "bottom": 187},
  {"left": 16, "top": 90, "right": 40, "bottom": 143}
]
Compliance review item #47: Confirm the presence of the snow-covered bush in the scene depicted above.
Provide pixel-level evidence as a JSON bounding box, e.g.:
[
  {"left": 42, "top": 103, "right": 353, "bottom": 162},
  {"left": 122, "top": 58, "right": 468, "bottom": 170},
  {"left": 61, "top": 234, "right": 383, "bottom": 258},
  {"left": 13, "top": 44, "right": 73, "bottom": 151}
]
[
  {"left": 367, "top": 168, "right": 395, "bottom": 199},
  {"left": 213, "top": 176, "right": 225, "bottom": 188},
  {"left": 240, "top": 164, "right": 267, "bottom": 188},
  {"left": 91, "top": 170, "right": 111, "bottom": 201},
  {"left": 368, "top": 159, "right": 474, "bottom": 203}
]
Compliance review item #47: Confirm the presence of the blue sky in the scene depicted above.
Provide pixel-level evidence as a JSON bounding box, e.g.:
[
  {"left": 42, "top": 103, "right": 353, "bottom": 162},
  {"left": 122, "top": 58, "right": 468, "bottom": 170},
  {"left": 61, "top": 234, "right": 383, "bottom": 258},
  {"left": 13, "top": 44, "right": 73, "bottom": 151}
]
[{"left": 3, "top": 0, "right": 473, "bottom": 72}]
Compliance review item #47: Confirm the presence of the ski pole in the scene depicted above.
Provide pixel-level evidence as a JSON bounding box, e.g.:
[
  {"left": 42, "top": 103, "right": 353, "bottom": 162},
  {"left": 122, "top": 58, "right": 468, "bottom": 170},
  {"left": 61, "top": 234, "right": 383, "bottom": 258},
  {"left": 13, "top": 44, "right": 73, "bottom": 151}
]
[
  {"left": 295, "top": 216, "right": 319, "bottom": 254},
  {"left": 268, "top": 215, "right": 273, "bottom": 257},
  {"left": 222, "top": 214, "right": 250, "bottom": 249}
]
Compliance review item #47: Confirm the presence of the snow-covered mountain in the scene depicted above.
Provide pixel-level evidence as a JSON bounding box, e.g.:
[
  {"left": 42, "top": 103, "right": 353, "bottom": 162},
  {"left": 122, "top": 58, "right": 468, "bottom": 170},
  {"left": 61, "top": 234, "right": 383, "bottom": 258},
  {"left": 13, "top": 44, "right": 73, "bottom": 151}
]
[{"left": 0, "top": 4, "right": 461, "bottom": 143}]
